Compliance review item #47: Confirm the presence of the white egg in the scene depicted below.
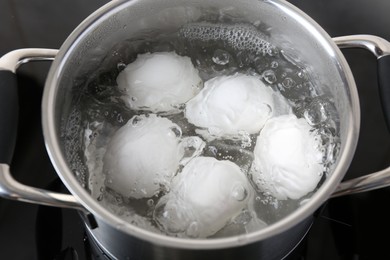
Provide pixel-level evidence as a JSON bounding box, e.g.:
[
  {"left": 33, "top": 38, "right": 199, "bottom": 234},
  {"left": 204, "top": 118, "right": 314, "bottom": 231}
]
[
  {"left": 154, "top": 157, "right": 251, "bottom": 238},
  {"left": 103, "top": 114, "right": 185, "bottom": 199},
  {"left": 250, "top": 114, "right": 324, "bottom": 200},
  {"left": 116, "top": 51, "right": 202, "bottom": 112},
  {"left": 185, "top": 73, "right": 290, "bottom": 140}
]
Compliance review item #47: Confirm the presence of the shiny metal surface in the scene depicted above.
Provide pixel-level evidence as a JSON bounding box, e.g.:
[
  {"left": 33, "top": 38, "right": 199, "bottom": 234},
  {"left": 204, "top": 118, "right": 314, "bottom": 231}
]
[
  {"left": 332, "top": 166, "right": 390, "bottom": 197},
  {"left": 0, "top": 48, "right": 57, "bottom": 73},
  {"left": 0, "top": 164, "right": 83, "bottom": 210},
  {"left": 334, "top": 35, "right": 390, "bottom": 58},
  {"left": 0, "top": 48, "right": 84, "bottom": 211},
  {"left": 330, "top": 35, "right": 390, "bottom": 196}
]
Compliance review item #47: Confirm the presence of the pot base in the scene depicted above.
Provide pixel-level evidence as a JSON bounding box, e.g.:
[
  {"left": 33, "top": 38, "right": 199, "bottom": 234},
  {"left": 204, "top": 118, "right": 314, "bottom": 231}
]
[{"left": 83, "top": 216, "right": 313, "bottom": 260}]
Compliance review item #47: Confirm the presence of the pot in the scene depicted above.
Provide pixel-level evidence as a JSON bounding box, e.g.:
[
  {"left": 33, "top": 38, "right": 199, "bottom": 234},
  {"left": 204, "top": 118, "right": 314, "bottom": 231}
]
[{"left": 0, "top": 0, "right": 389, "bottom": 259}]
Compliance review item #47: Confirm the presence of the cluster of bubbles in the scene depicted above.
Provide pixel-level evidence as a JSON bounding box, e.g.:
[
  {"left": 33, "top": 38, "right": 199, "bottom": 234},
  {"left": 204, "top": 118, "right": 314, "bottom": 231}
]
[{"left": 179, "top": 23, "right": 277, "bottom": 56}]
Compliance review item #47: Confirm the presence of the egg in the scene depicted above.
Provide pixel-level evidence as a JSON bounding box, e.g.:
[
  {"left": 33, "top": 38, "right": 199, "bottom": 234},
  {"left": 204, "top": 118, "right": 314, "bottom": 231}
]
[
  {"left": 250, "top": 114, "right": 324, "bottom": 200},
  {"left": 103, "top": 114, "right": 185, "bottom": 199},
  {"left": 185, "top": 73, "right": 290, "bottom": 140},
  {"left": 116, "top": 51, "right": 202, "bottom": 112},
  {"left": 154, "top": 157, "right": 251, "bottom": 238}
]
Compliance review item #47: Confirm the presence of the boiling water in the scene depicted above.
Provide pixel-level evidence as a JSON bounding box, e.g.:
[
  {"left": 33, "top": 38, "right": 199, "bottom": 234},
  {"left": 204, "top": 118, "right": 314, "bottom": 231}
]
[{"left": 64, "top": 22, "right": 340, "bottom": 238}]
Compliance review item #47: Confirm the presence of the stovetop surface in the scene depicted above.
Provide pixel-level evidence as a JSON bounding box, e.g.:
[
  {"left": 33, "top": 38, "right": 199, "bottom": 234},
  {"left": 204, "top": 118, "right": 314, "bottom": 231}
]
[{"left": 0, "top": 0, "right": 389, "bottom": 259}]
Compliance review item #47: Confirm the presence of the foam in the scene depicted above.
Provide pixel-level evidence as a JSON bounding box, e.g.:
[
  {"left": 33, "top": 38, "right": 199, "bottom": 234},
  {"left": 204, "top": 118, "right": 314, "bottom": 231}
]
[{"left": 179, "top": 23, "right": 277, "bottom": 56}]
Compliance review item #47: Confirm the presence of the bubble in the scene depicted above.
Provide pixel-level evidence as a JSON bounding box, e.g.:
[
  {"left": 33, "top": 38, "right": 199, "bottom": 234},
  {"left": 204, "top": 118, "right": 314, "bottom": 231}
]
[
  {"left": 131, "top": 115, "right": 143, "bottom": 127},
  {"left": 170, "top": 126, "right": 182, "bottom": 138},
  {"left": 116, "top": 113, "right": 124, "bottom": 123},
  {"left": 179, "top": 23, "right": 276, "bottom": 56},
  {"left": 231, "top": 184, "right": 248, "bottom": 201},
  {"left": 282, "top": 77, "right": 296, "bottom": 89},
  {"left": 117, "top": 62, "right": 126, "bottom": 71},
  {"left": 208, "top": 146, "right": 218, "bottom": 156},
  {"left": 297, "top": 70, "right": 307, "bottom": 79},
  {"left": 212, "top": 49, "right": 231, "bottom": 65},
  {"left": 262, "top": 70, "right": 277, "bottom": 84},
  {"left": 97, "top": 193, "right": 103, "bottom": 201},
  {"left": 115, "top": 194, "right": 123, "bottom": 204},
  {"left": 147, "top": 199, "right": 154, "bottom": 207}
]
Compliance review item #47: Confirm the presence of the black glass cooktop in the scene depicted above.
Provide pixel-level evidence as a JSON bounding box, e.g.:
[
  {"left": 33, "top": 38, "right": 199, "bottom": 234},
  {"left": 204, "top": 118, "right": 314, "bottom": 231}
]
[{"left": 0, "top": 1, "right": 389, "bottom": 259}]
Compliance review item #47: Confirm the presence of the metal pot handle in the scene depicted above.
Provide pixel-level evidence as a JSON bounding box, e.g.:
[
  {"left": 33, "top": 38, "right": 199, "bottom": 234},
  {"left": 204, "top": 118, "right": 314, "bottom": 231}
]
[
  {"left": 332, "top": 35, "right": 390, "bottom": 197},
  {"left": 0, "top": 49, "right": 84, "bottom": 211}
]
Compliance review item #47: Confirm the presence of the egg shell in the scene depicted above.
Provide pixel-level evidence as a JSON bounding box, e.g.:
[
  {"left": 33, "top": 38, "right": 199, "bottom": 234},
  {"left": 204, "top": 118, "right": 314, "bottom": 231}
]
[
  {"left": 185, "top": 73, "right": 290, "bottom": 140},
  {"left": 156, "top": 157, "right": 251, "bottom": 237},
  {"left": 103, "top": 114, "right": 184, "bottom": 199},
  {"left": 117, "top": 51, "right": 202, "bottom": 112},
  {"left": 251, "top": 114, "right": 324, "bottom": 200}
]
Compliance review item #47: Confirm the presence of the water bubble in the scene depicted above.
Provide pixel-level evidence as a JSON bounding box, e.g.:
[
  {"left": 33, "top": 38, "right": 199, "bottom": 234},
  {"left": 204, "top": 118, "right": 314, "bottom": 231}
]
[
  {"left": 116, "top": 113, "right": 124, "bottom": 123},
  {"left": 212, "top": 49, "right": 231, "bottom": 65},
  {"left": 267, "top": 46, "right": 279, "bottom": 56},
  {"left": 297, "top": 70, "right": 307, "bottom": 79},
  {"left": 238, "top": 131, "right": 252, "bottom": 148},
  {"left": 208, "top": 146, "right": 218, "bottom": 156},
  {"left": 262, "top": 70, "right": 277, "bottom": 84},
  {"left": 131, "top": 115, "right": 143, "bottom": 127},
  {"left": 97, "top": 193, "right": 103, "bottom": 201},
  {"left": 282, "top": 77, "right": 296, "bottom": 89},
  {"left": 147, "top": 199, "right": 154, "bottom": 207},
  {"left": 117, "top": 62, "right": 126, "bottom": 71},
  {"left": 115, "top": 195, "right": 123, "bottom": 204},
  {"left": 231, "top": 184, "right": 248, "bottom": 201},
  {"left": 169, "top": 126, "right": 182, "bottom": 138}
]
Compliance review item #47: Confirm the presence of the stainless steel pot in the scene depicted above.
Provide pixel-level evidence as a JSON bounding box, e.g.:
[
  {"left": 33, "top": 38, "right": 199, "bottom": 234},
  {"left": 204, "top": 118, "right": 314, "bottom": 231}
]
[{"left": 0, "top": 0, "right": 389, "bottom": 259}]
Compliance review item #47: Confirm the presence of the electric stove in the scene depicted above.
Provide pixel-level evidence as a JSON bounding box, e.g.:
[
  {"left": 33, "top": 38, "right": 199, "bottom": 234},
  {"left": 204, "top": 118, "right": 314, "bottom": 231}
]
[{"left": 0, "top": 0, "right": 389, "bottom": 259}]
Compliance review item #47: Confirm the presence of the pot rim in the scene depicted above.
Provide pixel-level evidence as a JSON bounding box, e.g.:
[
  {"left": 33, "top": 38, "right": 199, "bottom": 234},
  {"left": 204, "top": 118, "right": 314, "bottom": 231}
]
[{"left": 42, "top": 0, "right": 360, "bottom": 249}]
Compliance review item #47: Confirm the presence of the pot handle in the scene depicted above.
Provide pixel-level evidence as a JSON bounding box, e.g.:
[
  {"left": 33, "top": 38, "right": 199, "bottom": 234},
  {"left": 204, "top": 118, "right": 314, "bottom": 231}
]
[
  {"left": 334, "top": 35, "right": 390, "bottom": 130},
  {"left": 332, "top": 35, "right": 390, "bottom": 197},
  {"left": 0, "top": 49, "right": 84, "bottom": 211}
]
